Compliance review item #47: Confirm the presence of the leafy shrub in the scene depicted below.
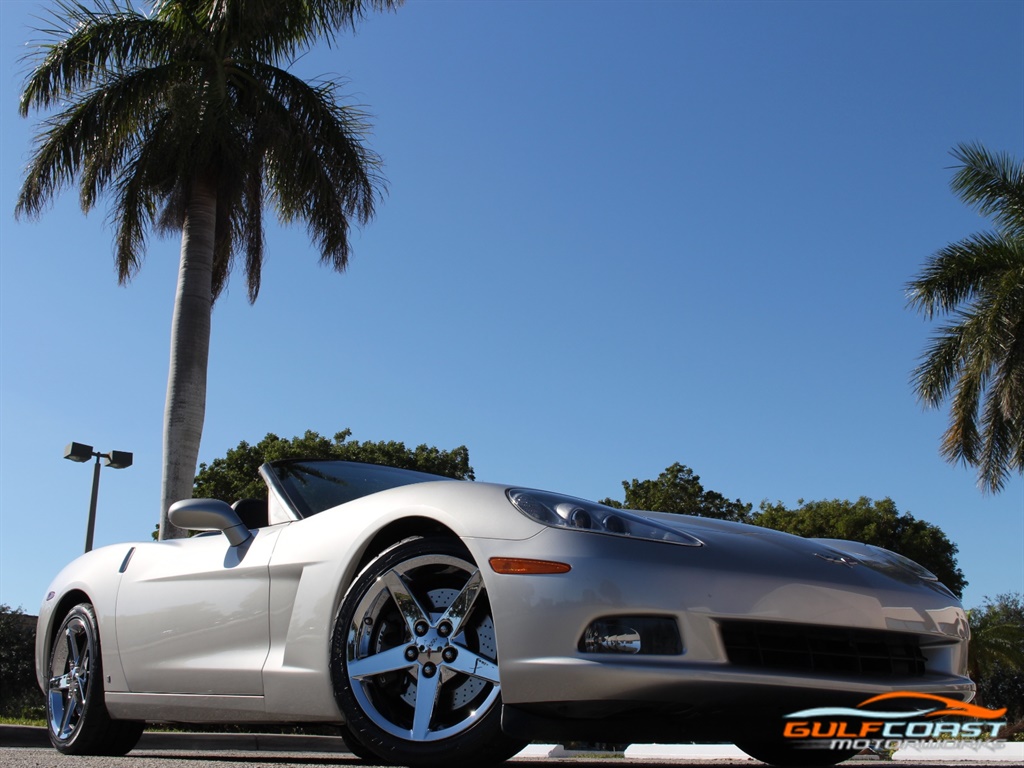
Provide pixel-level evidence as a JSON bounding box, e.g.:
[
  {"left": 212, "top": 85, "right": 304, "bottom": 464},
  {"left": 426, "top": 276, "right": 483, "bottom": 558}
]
[{"left": 0, "top": 604, "right": 43, "bottom": 718}]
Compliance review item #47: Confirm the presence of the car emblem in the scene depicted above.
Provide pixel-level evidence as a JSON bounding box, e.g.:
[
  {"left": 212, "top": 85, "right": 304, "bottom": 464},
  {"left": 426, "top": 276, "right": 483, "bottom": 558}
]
[{"left": 814, "top": 552, "right": 857, "bottom": 567}]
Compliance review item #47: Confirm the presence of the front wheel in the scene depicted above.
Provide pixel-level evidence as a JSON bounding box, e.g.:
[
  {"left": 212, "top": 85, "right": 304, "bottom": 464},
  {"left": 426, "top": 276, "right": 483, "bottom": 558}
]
[
  {"left": 337, "top": 722, "right": 383, "bottom": 763},
  {"left": 331, "top": 537, "right": 526, "bottom": 767},
  {"left": 46, "top": 603, "right": 144, "bottom": 755},
  {"left": 736, "top": 740, "right": 859, "bottom": 767}
]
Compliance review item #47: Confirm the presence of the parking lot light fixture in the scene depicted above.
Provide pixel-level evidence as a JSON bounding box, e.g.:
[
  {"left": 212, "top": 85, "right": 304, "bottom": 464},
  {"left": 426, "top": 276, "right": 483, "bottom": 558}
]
[{"left": 63, "top": 442, "right": 133, "bottom": 552}]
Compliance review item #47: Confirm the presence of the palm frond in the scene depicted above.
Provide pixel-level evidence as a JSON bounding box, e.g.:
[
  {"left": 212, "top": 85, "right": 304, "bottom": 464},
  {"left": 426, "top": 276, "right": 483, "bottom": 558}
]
[
  {"left": 16, "top": 93, "right": 126, "bottom": 217},
  {"left": 911, "top": 145, "right": 1024, "bottom": 491},
  {"left": 248, "top": 0, "right": 402, "bottom": 54},
  {"left": 951, "top": 142, "right": 1024, "bottom": 238},
  {"left": 20, "top": 2, "right": 179, "bottom": 116},
  {"left": 913, "top": 321, "right": 966, "bottom": 408},
  {"left": 111, "top": 123, "right": 169, "bottom": 283},
  {"left": 168, "top": 1, "right": 404, "bottom": 63},
  {"left": 241, "top": 163, "right": 265, "bottom": 302},
  {"left": 976, "top": 392, "right": 1017, "bottom": 493},
  {"left": 968, "top": 608, "right": 1024, "bottom": 677},
  {"left": 78, "top": 63, "right": 189, "bottom": 208},
  {"left": 941, "top": 342, "right": 985, "bottom": 465},
  {"left": 246, "top": 61, "right": 384, "bottom": 267},
  {"left": 210, "top": 176, "right": 236, "bottom": 300},
  {"left": 906, "top": 233, "right": 1020, "bottom": 319}
]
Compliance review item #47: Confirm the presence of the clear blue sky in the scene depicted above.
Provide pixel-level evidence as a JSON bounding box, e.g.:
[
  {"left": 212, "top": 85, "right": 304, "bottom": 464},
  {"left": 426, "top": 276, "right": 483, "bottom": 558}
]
[{"left": 1, "top": 0, "right": 1021, "bottom": 615}]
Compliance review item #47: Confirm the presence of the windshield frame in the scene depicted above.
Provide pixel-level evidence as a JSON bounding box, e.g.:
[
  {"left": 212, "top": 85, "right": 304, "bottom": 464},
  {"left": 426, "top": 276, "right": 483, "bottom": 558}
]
[{"left": 260, "top": 459, "right": 456, "bottom": 519}]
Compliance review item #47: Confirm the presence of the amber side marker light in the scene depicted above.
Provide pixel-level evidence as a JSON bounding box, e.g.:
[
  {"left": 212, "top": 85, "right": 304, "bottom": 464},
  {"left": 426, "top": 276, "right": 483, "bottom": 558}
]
[{"left": 489, "top": 557, "right": 571, "bottom": 575}]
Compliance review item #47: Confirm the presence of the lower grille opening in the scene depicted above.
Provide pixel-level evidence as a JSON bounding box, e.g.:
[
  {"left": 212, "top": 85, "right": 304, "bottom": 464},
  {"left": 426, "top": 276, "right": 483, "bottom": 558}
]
[{"left": 719, "top": 620, "right": 926, "bottom": 678}]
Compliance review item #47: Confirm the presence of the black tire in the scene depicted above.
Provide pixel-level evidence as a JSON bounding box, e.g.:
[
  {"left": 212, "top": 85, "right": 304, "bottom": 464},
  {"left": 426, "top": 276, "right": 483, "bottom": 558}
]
[
  {"left": 331, "top": 537, "right": 526, "bottom": 767},
  {"left": 338, "top": 722, "right": 383, "bottom": 763},
  {"left": 46, "top": 603, "right": 144, "bottom": 755},
  {"left": 736, "top": 740, "right": 860, "bottom": 767}
]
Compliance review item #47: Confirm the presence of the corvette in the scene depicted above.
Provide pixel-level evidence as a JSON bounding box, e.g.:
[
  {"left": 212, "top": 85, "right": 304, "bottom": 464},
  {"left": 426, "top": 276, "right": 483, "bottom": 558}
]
[{"left": 37, "top": 459, "right": 973, "bottom": 766}]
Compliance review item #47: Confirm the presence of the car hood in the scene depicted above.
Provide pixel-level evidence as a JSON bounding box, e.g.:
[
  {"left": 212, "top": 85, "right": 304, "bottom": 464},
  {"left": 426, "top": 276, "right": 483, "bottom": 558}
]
[{"left": 641, "top": 508, "right": 955, "bottom": 598}]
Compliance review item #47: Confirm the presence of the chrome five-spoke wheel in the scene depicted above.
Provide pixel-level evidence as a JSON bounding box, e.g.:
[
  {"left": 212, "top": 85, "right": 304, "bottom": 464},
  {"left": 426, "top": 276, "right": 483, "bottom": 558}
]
[
  {"left": 46, "top": 603, "right": 143, "bottom": 755},
  {"left": 331, "top": 537, "right": 525, "bottom": 767},
  {"left": 48, "top": 611, "right": 93, "bottom": 743}
]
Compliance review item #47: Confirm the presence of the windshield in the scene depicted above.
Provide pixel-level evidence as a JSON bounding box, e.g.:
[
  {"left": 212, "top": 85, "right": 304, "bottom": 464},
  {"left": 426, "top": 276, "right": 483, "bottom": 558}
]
[{"left": 265, "top": 460, "right": 454, "bottom": 518}]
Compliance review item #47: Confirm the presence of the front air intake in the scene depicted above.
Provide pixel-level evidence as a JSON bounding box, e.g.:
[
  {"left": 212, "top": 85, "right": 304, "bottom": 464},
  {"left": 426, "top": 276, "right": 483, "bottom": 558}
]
[{"left": 719, "top": 620, "right": 927, "bottom": 678}]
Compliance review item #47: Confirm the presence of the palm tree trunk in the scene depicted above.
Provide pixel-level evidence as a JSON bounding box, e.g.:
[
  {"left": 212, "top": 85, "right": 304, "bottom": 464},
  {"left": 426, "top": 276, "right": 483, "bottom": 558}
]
[{"left": 159, "top": 177, "right": 216, "bottom": 540}]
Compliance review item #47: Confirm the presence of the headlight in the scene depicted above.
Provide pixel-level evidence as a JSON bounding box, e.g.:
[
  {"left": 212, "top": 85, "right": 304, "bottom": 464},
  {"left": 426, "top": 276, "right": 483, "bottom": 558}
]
[{"left": 507, "top": 489, "right": 703, "bottom": 547}]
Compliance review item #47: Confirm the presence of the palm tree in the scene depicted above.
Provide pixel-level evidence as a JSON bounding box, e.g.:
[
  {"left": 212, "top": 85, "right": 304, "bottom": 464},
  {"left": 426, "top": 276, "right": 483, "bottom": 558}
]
[
  {"left": 16, "top": 0, "right": 399, "bottom": 538},
  {"left": 908, "top": 143, "right": 1024, "bottom": 493},
  {"left": 966, "top": 598, "right": 1024, "bottom": 708}
]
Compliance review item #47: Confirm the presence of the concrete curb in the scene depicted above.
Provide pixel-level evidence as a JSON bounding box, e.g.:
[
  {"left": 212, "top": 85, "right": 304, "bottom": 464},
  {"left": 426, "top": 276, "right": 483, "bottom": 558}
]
[
  {"left": 625, "top": 744, "right": 752, "bottom": 760},
  {"left": 139, "top": 732, "right": 349, "bottom": 752},
  {"left": 892, "top": 742, "right": 1024, "bottom": 762}
]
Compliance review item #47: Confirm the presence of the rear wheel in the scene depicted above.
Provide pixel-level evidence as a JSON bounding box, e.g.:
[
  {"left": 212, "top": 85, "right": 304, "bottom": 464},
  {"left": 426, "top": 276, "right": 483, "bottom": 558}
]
[
  {"left": 331, "top": 537, "right": 526, "bottom": 767},
  {"left": 46, "top": 603, "right": 144, "bottom": 755}
]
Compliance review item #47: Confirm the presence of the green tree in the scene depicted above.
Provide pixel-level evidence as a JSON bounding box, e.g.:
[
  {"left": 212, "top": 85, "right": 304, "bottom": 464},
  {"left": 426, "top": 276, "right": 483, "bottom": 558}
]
[
  {"left": 752, "top": 497, "right": 967, "bottom": 598},
  {"left": 193, "top": 429, "right": 474, "bottom": 503},
  {"left": 907, "top": 143, "right": 1024, "bottom": 493},
  {"left": 967, "top": 592, "right": 1024, "bottom": 715},
  {"left": 16, "top": 0, "right": 399, "bottom": 540},
  {"left": 601, "top": 462, "right": 752, "bottom": 522}
]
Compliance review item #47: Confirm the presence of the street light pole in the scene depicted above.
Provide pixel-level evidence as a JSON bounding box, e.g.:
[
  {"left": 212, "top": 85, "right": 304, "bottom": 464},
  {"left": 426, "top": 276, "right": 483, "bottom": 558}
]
[
  {"left": 85, "top": 453, "right": 103, "bottom": 553},
  {"left": 64, "top": 442, "right": 133, "bottom": 553}
]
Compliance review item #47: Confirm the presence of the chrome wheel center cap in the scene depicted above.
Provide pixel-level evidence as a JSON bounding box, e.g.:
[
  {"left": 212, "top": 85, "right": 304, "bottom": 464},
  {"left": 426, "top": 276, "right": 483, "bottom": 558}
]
[{"left": 417, "top": 629, "right": 447, "bottom": 660}]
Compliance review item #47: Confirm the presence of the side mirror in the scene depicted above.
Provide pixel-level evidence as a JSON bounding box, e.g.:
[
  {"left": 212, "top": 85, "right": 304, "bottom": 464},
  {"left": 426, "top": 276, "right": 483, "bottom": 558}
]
[{"left": 168, "top": 499, "right": 252, "bottom": 547}]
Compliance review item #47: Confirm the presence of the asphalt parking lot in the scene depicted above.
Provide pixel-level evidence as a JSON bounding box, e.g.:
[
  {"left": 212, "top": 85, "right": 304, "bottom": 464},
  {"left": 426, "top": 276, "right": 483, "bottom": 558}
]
[
  {"left": 0, "top": 748, "right": 1011, "bottom": 768},
  {"left": 3, "top": 726, "right": 1020, "bottom": 768},
  {"left": 4, "top": 746, "right": 1021, "bottom": 768}
]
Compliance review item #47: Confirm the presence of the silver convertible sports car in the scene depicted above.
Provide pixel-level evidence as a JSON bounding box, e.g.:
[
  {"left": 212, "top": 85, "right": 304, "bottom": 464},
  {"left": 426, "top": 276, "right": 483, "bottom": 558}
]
[{"left": 37, "top": 460, "right": 973, "bottom": 766}]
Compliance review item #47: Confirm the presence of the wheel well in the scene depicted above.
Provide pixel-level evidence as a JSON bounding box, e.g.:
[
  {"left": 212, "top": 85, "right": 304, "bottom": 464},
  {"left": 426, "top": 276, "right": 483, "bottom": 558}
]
[
  {"left": 330, "top": 518, "right": 465, "bottom": 637},
  {"left": 354, "top": 517, "right": 460, "bottom": 577},
  {"left": 46, "top": 589, "right": 92, "bottom": 663}
]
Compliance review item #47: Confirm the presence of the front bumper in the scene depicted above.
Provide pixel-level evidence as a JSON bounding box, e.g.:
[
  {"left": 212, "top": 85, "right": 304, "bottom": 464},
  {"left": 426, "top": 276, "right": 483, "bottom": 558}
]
[{"left": 467, "top": 526, "right": 972, "bottom": 720}]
